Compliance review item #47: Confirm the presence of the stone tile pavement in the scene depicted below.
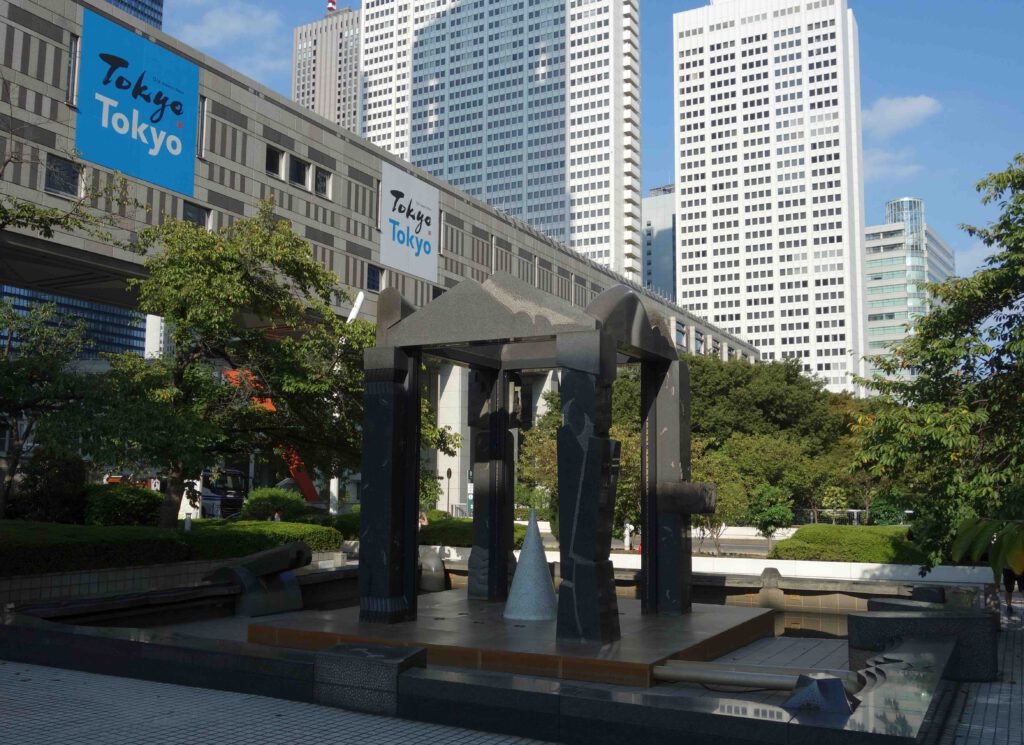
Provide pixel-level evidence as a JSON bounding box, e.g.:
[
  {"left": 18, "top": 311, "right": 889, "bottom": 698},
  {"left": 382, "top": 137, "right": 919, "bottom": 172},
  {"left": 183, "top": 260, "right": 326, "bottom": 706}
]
[
  {"left": 953, "top": 596, "right": 1024, "bottom": 745},
  {"left": 0, "top": 659, "right": 552, "bottom": 745}
]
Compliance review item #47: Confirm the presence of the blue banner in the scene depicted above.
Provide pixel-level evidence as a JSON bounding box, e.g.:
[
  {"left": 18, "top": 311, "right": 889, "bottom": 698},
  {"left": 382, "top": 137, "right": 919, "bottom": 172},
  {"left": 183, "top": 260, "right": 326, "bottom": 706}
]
[{"left": 76, "top": 10, "right": 199, "bottom": 196}]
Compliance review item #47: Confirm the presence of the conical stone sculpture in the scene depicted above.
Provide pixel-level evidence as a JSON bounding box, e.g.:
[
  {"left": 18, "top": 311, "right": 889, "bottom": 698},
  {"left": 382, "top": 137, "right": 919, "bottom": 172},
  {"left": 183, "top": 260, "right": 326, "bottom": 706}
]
[{"left": 503, "top": 509, "right": 558, "bottom": 621}]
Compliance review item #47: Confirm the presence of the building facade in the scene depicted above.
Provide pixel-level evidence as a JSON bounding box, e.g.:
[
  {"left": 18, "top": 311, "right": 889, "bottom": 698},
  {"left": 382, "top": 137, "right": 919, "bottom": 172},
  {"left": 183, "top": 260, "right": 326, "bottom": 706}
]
[
  {"left": 2, "top": 0, "right": 754, "bottom": 512},
  {"left": 356, "top": 0, "right": 643, "bottom": 280},
  {"left": 642, "top": 185, "right": 676, "bottom": 302},
  {"left": 863, "top": 197, "right": 954, "bottom": 375},
  {"left": 292, "top": 6, "right": 362, "bottom": 134},
  {"left": 673, "top": 0, "right": 867, "bottom": 393}
]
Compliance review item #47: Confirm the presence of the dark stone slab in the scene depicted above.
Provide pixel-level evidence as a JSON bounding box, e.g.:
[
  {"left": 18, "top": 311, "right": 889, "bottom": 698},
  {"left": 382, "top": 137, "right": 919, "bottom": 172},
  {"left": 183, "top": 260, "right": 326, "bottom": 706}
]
[
  {"left": 399, "top": 667, "right": 562, "bottom": 741},
  {"left": 848, "top": 610, "right": 997, "bottom": 681},
  {"left": 314, "top": 643, "right": 425, "bottom": 715}
]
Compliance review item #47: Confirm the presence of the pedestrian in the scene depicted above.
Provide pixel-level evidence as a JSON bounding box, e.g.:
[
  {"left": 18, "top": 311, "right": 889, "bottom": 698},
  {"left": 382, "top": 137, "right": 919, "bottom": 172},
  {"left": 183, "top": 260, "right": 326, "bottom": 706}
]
[
  {"left": 1003, "top": 565, "right": 1023, "bottom": 617},
  {"left": 273, "top": 511, "right": 282, "bottom": 522}
]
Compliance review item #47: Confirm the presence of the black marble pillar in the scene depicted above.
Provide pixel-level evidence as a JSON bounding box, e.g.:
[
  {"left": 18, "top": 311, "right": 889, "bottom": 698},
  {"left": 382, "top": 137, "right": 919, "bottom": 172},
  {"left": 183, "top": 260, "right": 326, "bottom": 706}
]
[
  {"left": 358, "top": 347, "right": 421, "bottom": 623},
  {"left": 467, "top": 367, "right": 515, "bottom": 600},
  {"left": 640, "top": 358, "right": 695, "bottom": 614},
  {"left": 556, "top": 331, "right": 620, "bottom": 644}
]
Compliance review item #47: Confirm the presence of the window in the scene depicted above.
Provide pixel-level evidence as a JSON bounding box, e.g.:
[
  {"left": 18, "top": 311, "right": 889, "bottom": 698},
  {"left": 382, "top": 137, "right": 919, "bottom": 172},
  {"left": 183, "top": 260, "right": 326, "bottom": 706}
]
[
  {"left": 44, "top": 154, "right": 80, "bottom": 196},
  {"left": 183, "top": 201, "right": 210, "bottom": 228},
  {"left": 66, "top": 34, "right": 80, "bottom": 106},
  {"left": 289, "top": 156, "right": 309, "bottom": 188},
  {"left": 265, "top": 146, "right": 283, "bottom": 178},
  {"left": 367, "top": 265, "right": 384, "bottom": 292},
  {"left": 314, "top": 167, "right": 331, "bottom": 198},
  {"left": 196, "top": 96, "right": 207, "bottom": 158}
]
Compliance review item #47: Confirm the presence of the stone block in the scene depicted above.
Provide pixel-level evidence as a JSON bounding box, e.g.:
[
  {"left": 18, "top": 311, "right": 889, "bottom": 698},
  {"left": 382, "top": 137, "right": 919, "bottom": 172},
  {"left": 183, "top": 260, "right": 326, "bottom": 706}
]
[{"left": 313, "top": 643, "right": 425, "bottom": 716}]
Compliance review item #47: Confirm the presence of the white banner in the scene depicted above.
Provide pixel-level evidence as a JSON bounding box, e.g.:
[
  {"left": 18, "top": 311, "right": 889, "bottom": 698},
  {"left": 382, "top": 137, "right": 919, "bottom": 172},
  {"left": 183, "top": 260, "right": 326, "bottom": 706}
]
[{"left": 379, "top": 162, "right": 439, "bottom": 283}]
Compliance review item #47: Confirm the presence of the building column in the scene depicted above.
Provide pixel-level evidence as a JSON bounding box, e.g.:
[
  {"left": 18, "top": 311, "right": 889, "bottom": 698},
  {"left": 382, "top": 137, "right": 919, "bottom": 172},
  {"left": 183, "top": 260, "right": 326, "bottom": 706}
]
[{"left": 435, "top": 363, "right": 470, "bottom": 514}]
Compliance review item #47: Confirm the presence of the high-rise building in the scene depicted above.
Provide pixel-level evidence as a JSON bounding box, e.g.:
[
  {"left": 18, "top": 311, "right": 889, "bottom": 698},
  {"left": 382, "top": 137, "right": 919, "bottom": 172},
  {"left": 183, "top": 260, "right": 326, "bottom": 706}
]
[
  {"left": 643, "top": 185, "right": 676, "bottom": 302},
  {"left": 356, "top": 0, "right": 643, "bottom": 280},
  {"left": 105, "top": 0, "right": 162, "bottom": 29},
  {"left": 292, "top": 4, "right": 362, "bottom": 134},
  {"left": 673, "top": 0, "right": 867, "bottom": 393},
  {"left": 1, "top": 286, "right": 146, "bottom": 359},
  {"left": 863, "top": 197, "right": 954, "bottom": 375}
]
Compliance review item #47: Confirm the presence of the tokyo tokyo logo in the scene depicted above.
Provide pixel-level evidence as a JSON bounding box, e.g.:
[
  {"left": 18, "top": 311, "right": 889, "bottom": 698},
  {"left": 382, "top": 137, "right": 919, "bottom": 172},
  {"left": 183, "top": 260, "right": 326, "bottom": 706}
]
[{"left": 76, "top": 11, "right": 199, "bottom": 196}]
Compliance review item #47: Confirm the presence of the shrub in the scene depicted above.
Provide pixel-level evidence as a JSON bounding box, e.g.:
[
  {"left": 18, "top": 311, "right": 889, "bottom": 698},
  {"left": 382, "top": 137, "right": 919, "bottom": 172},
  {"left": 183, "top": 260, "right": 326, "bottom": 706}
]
[
  {"left": 241, "top": 487, "right": 309, "bottom": 521},
  {"left": 181, "top": 520, "right": 342, "bottom": 559},
  {"left": 427, "top": 508, "right": 449, "bottom": 523},
  {"left": 0, "top": 519, "right": 344, "bottom": 576},
  {"left": 332, "top": 513, "right": 360, "bottom": 540},
  {"left": 868, "top": 498, "right": 907, "bottom": 525},
  {"left": 769, "top": 524, "right": 927, "bottom": 564},
  {"left": 84, "top": 484, "right": 162, "bottom": 526},
  {"left": 8, "top": 452, "right": 89, "bottom": 524},
  {"left": 0, "top": 521, "right": 190, "bottom": 577},
  {"left": 419, "top": 517, "right": 526, "bottom": 549}
]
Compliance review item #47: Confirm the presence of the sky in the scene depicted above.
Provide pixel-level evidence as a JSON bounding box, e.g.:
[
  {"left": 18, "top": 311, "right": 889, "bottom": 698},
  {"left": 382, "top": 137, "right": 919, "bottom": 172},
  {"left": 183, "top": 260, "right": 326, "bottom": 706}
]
[{"left": 164, "top": 0, "right": 1024, "bottom": 277}]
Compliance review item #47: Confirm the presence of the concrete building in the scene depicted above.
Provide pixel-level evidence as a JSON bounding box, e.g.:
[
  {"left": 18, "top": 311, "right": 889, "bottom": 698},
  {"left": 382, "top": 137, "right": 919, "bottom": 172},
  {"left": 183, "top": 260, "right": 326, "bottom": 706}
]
[
  {"left": 673, "top": 0, "right": 867, "bottom": 393},
  {"left": 1, "top": 0, "right": 754, "bottom": 513},
  {"left": 642, "top": 185, "right": 676, "bottom": 302},
  {"left": 292, "top": 4, "right": 362, "bottom": 134},
  {"left": 864, "top": 197, "right": 954, "bottom": 375},
  {"left": 356, "top": 0, "right": 643, "bottom": 281}
]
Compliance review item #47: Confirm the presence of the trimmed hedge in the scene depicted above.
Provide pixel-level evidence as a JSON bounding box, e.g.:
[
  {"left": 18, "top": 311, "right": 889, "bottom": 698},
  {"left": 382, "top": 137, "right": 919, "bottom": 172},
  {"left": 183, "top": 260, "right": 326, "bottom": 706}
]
[
  {"left": 0, "top": 519, "right": 342, "bottom": 577},
  {"left": 84, "top": 484, "right": 163, "bottom": 527},
  {"left": 769, "top": 524, "right": 927, "bottom": 564},
  {"left": 181, "top": 520, "right": 342, "bottom": 559},
  {"left": 240, "top": 488, "right": 310, "bottom": 521},
  {"left": 0, "top": 521, "right": 190, "bottom": 577},
  {"left": 419, "top": 517, "right": 527, "bottom": 550}
]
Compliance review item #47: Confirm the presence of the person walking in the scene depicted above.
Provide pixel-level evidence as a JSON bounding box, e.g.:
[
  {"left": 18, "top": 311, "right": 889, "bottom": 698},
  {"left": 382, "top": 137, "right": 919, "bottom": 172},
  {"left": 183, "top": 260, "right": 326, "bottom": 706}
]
[{"left": 1002, "top": 564, "right": 1023, "bottom": 617}]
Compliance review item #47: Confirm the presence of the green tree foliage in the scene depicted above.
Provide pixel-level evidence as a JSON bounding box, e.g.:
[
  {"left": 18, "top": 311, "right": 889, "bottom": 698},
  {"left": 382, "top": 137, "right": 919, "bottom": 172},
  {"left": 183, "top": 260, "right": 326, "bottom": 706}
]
[
  {"left": 88, "top": 202, "right": 371, "bottom": 528},
  {"left": 518, "top": 390, "right": 562, "bottom": 537},
  {"left": 745, "top": 484, "right": 794, "bottom": 550},
  {"left": 686, "top": 355, "right": 850, "bottom": 452},
  {"left": 821, "top": 485, "right": 849, "bottom": 524},
  {"left": 855, "top": 155, "right": 1024, "bottom": 565},
  {"left": 691, "top": 438, "right": 748, "bottom": 554},
  {"left": 0, "top": 301, "right": 93, "bottom": 517},
  {"left": 418, "top": 397, "right": 463, "bottom": 510}
]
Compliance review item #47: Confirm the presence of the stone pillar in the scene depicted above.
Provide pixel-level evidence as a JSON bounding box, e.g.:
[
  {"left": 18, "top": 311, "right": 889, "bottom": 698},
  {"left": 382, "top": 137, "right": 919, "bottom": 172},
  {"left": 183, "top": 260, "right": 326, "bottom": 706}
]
[
  {"left": 556, "top": 331, "right": 620, "bottom": 644},
  {"left": 467, "top": 367, "right": 515, "bottom": 600},
  {"left": 640, "top": 358, "right": 694, "bottom": 614},
  {"left": 358, "top": 347, "right": 421, "bottom": 623}
]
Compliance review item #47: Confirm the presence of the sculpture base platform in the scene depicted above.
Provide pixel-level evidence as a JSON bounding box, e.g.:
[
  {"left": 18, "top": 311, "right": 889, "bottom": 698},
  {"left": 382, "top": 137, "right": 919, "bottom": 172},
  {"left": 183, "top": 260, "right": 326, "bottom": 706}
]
[{"left": 248, "top": 591, "right": 773, "bottom": 687}]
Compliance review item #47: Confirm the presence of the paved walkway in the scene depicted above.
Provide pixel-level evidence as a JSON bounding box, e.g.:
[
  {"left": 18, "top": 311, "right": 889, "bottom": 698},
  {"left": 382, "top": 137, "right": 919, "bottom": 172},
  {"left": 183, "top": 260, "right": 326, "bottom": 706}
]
[
  {"left": 953, "top": 598, "right": 1023, "bottom": 745},
  {"left": 0, "top": 659, "right": 551, "bottom": 745}
]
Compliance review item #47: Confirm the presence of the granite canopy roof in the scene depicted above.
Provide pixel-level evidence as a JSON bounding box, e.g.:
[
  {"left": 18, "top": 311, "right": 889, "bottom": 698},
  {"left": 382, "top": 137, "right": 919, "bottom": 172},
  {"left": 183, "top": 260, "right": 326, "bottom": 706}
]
[{"left": 375, "top": 272, "right": 677, "bottom": 369}]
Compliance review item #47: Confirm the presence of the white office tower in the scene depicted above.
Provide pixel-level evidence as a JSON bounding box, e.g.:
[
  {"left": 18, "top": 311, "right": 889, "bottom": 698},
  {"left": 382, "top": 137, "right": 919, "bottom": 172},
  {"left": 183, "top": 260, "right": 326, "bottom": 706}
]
[
  {"left": 643, "top": 185, "right": 677, "bottom": 301},
  {"left": 673, "top": 0, "right": 867, "bottom": 393},
  {"left": 292, "top": 4, "right": 362, "bottom": 133},
  {"left": 358, "top": 0, "right": 643, "bottom": 280},
  {"left": 864, "top": 197, "right": 954, "bottom": 377}
]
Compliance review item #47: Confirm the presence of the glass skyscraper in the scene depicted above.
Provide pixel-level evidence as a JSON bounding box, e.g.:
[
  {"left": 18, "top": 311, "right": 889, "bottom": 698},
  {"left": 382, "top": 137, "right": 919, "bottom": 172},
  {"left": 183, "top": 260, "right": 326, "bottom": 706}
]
[
  {"left": 863, "top": 197, "right": 955, "bottom": 376},
  {"left": 1, "top": 286, "right": 146, "bottom": 359},
  {"left": 105, "top": 0, "right": 163, "bottom": 29}
]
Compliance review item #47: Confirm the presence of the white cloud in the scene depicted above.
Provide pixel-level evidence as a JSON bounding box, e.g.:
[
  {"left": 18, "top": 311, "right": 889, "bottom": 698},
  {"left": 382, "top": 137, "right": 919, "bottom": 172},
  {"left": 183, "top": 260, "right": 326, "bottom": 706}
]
[
  {"left": 863, "top": 148, "right": 923, "bottom": 182},
  {"left": 955, "top": 240, "right": 996, "bottom": 277},
  {"left": 164, "top": 0, "right": 291, "bottom": 93},
  {"left": 862, "top": 96, "right": 942, "bottom": 139}
]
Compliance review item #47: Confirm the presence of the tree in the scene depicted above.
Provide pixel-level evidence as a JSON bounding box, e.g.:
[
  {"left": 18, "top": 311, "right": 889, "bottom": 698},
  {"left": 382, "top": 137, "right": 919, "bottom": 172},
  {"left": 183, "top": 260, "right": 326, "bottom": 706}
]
[
  {"left": 0, "top": 301, "right": 93, "bottom": 518},
  {"left": 419, "top": 397, "right": 462, "bottom": 510},
  {"left": 746, "top": 484, "right": 794, "bottom": 551},
  {"left": 821, "top": 485, "right": 848, "bottom": 524},
  {"left": 855, "top": 155, "right": 1024, "bottom": 565},
  {"left": 518, "top": 390, "right": 562, "bottom": 537},
  {"left": 88, "top": 202, "right": 368, "bottom": 528},
  {"left": 691, "top": 438, "right": 748, "bottom": 555}
]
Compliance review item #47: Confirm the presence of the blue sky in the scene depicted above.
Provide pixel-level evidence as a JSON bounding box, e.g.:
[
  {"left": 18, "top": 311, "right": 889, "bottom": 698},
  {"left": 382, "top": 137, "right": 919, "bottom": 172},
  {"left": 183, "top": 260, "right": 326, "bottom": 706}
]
[{"left": 165, "top": 0, "right": 1024, "bottom": 276}]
